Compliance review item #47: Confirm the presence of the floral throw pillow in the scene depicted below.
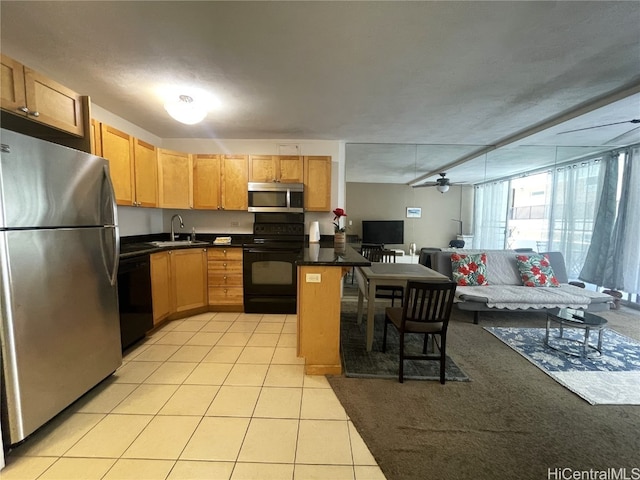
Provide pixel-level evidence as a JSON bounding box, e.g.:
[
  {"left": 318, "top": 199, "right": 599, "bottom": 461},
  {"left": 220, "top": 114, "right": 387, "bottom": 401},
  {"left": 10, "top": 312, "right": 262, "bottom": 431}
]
[
  {"left": 516, "top": 254, "right": 560, "bottom": 287},
  {"left": 450, "top": 253, "right": 489, "bottom": 286}
]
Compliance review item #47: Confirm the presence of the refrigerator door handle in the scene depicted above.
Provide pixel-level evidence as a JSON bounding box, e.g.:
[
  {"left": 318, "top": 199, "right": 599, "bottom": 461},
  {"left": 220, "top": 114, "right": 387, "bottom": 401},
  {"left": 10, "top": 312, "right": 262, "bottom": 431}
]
[{"left": 103, "top": 165, "right": 119, "bottom": 286}]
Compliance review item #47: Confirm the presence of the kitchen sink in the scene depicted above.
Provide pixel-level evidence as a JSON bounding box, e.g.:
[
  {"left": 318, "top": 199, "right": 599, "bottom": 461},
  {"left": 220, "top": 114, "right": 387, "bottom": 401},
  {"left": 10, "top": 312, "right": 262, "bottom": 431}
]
[{"left": 150, "top": 240, "right": 210, "bottom": 247}]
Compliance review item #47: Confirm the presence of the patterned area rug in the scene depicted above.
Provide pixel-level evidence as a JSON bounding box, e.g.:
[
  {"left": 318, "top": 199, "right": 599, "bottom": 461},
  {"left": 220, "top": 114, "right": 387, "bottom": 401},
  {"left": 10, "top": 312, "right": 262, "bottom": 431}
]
[
  {"left": 340, "top": 312, "right": 469, "bottom": 381},
  {"left": 485, "top": 327, "right": 640, "bottom": 404}
]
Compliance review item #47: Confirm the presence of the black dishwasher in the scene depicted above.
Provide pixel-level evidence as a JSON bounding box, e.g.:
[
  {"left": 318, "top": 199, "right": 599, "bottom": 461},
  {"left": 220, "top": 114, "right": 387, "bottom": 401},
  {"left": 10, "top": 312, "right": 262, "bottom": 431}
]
[{"left": 117, "top": 255, "right": 154, "bottom": 350}]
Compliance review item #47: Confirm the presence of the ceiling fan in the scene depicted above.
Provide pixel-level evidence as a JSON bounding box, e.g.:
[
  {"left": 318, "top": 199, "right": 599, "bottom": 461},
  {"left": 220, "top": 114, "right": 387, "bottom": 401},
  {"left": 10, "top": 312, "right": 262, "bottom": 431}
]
[
  {"left": 557, "top": 118, "right": 640, "bottom": 135},
  {"left": 413, "top": 173, "right": 455, "bottom": 193}
]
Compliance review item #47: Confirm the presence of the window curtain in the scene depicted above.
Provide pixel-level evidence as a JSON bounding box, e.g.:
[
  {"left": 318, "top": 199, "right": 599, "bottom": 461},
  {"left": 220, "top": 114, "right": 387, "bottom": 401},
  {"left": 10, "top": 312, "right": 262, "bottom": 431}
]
[
  {"left": 620, "top": 147, "right": 639, "bottom": 294},
  {"left": 548, "top": 160, "right": 602, "bottom": 279},
  {"left": 473, "top": 181, "right": 509, "bottom": 249},
  {"left": 579, "top": 152, "right": 626, "bottom": 289}
]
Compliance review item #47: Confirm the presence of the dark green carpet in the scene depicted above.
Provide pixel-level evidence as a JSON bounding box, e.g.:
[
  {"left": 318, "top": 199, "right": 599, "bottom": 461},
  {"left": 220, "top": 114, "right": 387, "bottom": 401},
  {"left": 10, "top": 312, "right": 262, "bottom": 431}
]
[{"left": 340, "top": 312, "right": 469, "bottom": 381}]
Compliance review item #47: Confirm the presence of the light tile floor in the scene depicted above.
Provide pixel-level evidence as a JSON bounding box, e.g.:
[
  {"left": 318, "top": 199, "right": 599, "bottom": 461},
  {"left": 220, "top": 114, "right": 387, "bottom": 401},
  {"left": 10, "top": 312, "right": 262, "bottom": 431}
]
[{"left": 2, "top": 312, "right": 386, "bottom": 480}]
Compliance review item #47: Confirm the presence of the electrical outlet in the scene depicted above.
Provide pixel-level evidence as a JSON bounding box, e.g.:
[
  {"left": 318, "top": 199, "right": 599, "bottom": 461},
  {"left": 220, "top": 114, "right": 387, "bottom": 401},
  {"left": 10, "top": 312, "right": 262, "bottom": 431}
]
[
  {"left": 230, "top": 221, "right": 239, "bottom": 227},
  {"left": 305, "top": 273, "right": 321, "bottom": 283}
]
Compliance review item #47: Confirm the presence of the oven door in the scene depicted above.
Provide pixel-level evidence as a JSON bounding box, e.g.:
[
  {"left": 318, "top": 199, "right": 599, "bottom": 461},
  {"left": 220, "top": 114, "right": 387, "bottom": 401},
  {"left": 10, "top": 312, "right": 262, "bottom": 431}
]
[{"left": 243, "top": 245, "right": 301, "bottom": 314}]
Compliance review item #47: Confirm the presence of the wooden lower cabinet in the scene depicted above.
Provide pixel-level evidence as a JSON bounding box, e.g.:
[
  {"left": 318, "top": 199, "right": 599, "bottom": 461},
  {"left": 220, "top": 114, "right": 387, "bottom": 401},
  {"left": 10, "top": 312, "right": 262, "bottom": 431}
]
[
  {"left": 171, "top": 248, "right": 208, "bottom": 314},
  {"left": 150, "top": 248, "right": 207, "bottom": 325},
  {"left": 150, "top": 251, "right": 172, "bottom": 325},
  {"left": 297, "top": 265, "right": 344, "bottom": 375},
  {"left": 208, "top": 247, "right": 243, "bottom": 310}
]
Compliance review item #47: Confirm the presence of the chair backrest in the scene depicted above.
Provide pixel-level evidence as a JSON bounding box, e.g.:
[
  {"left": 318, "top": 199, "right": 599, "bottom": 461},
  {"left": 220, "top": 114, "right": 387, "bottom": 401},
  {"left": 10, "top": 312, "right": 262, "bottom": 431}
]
[
  {"left": 369, "top": 249, "right": 397, "bottom": 263},
  {"left": 418, "top": 247, "right": 442, "bottom": 268},
  {"left": 401, "top": 281, "right": 457, "bottom": 331},
  {"left": 361, "top": 243, "right": 384, "bottom": 260}
]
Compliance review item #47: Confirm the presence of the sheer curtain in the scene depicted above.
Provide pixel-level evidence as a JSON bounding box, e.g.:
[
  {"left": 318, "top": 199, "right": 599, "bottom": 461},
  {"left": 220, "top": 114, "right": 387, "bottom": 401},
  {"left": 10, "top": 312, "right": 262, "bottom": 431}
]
[
  {"left": 579, "top": 153, "right": 619, "bottom": 287},
  {"left": 473, "top": 181, "right": 509, "bottom": 249},
  {"left": 548, "top": 159, "right": 603, "bottom": 279},
  {"left": 621, "top": 146, "right": 640, "bottom": 295},
  {"left": 579, "top": 148, "right": 639, "bottom": 292}
]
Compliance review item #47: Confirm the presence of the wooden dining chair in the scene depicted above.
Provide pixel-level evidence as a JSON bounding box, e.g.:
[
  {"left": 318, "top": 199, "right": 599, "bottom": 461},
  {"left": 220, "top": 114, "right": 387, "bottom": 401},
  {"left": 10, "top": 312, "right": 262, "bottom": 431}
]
[
  {"left": 382, "top": 280, "right": 457, "bottom": 383},
  {"left": 355, "top": 243, "right": 384, "bottom": 285},
  {"left": 360, "top": 243, "right": 384, "bottom": 259},
  {"left": 369, "top": 249, "right": 404, "bottom": 306}
]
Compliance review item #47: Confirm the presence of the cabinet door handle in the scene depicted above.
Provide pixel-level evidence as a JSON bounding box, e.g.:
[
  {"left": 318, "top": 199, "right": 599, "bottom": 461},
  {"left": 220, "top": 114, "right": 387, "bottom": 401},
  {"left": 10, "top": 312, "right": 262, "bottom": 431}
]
[
  {"left": 18, "top": 106, "right": 29, "bottom": 114},
  {"left": 28, "top": 110, "right": 40, "bottom": 117}
]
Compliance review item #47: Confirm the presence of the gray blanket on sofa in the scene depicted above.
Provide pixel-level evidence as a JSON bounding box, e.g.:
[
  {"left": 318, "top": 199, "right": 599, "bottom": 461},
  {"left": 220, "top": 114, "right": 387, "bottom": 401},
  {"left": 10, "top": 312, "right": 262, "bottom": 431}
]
[{"left": 455, "top": 284, "right": 607, "bottom": 310}]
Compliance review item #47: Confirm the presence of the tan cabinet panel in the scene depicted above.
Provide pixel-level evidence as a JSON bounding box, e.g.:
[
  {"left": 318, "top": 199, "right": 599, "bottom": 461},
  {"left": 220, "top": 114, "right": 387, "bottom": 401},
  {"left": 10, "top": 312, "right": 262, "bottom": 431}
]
[
  {"left": 221, "top": 155, "right": 248, "bottom": 210},
  {"left": 207, "top": 248, "right": 243, "bottom": 308},
  {"left": 304, "top": 156, "right": 332, "bottom": 212},
  {"left": 1, "top": 54, "right": 26, "bottom": 112},
  {"left": 248, "top": 155, "right": 303, "bottom": 183},
  {"left": 193, "top": 154, "right": 222, "bottom": 210},
  {"left": 248, "top": 155, "right": 276, "bottom": 182},
  {"left": 194, "top": 154, "right": 248, "bottom": 211},
  {"left": 1, "top": 54, "right": 85, "bottom": 137},
  {"left": 171, "top": 248, "right": 208, "bottom": 313},
  {"left": 277, "top": 155, "right": 304, "bottom": 183},
  {"left": 151, "top": 251, "right": 172, "bottom": 325},
  {"left": 25, "top": 68, "right": 84, "bottom": 136},
  {"left": 133, "top": 139, "right": 158, "bottom": 207},
  {"left": 101, "top": 124, "right": 134, "bottom": 206},
  {"left": 158, "top": 149, "right": 193, "bottom": 209},
  {"left": 90, "top": 118, "right": 102, "bottom": 156}
]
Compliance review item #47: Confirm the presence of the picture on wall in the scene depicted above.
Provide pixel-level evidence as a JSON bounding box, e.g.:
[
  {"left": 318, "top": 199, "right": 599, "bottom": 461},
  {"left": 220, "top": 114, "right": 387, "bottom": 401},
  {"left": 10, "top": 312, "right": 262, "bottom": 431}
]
[{"left": 406, "top": 207, "right": 422, "bottom": 218}]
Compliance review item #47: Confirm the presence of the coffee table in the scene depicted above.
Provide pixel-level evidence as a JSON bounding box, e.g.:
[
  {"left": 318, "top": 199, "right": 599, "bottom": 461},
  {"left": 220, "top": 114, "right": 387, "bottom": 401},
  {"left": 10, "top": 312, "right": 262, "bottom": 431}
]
[{"left": 545, "top": 308, "right": 608, "bottom": 358}]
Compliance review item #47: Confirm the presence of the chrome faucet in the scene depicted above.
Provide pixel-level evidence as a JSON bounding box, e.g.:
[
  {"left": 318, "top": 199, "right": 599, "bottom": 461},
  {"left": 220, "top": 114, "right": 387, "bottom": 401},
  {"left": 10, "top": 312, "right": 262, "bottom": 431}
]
[{"left": 170, "top": 214, "right": 184, "bottom": 241}]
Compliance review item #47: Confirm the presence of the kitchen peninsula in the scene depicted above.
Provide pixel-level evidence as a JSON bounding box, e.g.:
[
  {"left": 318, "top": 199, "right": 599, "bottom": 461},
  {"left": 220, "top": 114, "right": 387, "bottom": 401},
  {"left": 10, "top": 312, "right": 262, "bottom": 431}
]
[{"left": 296, "top": 244, "right": 370, "bottom": 375}]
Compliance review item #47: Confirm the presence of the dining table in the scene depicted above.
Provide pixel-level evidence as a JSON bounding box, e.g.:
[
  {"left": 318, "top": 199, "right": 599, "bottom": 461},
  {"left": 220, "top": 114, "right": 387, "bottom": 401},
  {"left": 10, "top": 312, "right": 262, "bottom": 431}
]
[{"left": 354, "top": 262, "right": 450, "bottom": 351}]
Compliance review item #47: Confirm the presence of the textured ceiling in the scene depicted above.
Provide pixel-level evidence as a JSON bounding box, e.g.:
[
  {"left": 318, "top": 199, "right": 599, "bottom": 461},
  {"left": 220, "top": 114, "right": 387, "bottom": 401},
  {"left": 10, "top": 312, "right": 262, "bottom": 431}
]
[{"left": 1, "top": 1, "right": 639, "bottom": 185}]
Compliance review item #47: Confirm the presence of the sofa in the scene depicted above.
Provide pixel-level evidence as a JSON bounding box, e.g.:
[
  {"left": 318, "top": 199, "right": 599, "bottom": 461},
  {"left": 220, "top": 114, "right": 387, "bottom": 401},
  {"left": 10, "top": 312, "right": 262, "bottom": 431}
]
[{"left": 429, "top": 249, "right": 613, "bottom": 323}]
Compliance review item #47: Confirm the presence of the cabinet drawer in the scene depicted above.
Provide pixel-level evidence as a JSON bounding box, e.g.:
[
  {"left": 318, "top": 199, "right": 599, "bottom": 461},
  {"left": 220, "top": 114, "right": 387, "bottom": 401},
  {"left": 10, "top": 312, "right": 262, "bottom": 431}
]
[
  {"left": 208, "top": 272, "right": 243, "bottom": 287},
  {"left": 208, "top": 248, "right": 243, "bottom": 261},
  {"left": 208, "top": 260, "right": 242, "bottom": 274},
  {"left": 208, "top": 286, "right": 243, "bottom": 305}
]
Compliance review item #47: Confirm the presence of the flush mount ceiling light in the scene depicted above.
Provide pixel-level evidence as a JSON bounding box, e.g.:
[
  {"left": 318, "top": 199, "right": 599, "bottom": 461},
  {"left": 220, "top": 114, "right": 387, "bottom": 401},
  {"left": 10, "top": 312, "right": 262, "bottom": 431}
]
[{"left": 164, "top": 94, "right": 207, "bottom": 125}]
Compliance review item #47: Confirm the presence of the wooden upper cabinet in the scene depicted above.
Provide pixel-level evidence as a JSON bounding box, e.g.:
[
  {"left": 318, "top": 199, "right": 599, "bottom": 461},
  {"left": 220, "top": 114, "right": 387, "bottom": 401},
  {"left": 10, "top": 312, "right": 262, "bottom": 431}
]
[
  {"left": 248, "top": 155, "right": 276, "bottom": 182},
  {"left": 278, "top": 155, "right": 304, "bottom": 183},
  {"left": 193, "top": 154, "right": 248, "bottom": 211},
  {"left": 158, "top": 148, "right": 193, "bottom": 209},
  {"left": 304, "top": 156, "right": 332, "bottom": 212},
  {"left": 1, "top": 55, "right": 26, "bottom": 113},
  {"left": 133, "top": 139, "right": 158, "bottom": 207},
  {"left": 249, "top": 155, "right": 303, "bottom": 183},
  {"left": 1, "top": 54, "right": 84, "bottom": 136},
  {"left": 193, "top": 154, "right": 222, "bottom": 210},
  {"left": 101, "top": 124, "right": 134, "bottom": 206},
  {"left": 90, "top": 118, "right": 102, "bottom": 156},
  {"left": 221, "top": 154, "right": 249, "bottom": 210}
]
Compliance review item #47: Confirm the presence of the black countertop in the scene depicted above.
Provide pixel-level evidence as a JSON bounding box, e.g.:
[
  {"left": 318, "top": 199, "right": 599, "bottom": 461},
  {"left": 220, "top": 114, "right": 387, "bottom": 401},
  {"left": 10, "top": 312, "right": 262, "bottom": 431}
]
[
  {"left": 297, "top": 244, "right": 370, "bottom": 267},
  {"left": 119, "top": 234, "right": 250, "bottom": 259},
  {"left": 119, "top": 235, "right": 370, "bottom": 266}
]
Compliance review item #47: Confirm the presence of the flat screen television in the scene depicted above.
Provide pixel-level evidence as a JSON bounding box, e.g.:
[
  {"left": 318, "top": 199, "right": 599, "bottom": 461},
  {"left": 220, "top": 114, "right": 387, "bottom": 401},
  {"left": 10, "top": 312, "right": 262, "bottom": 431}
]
[{"left": 362, "top": 220, "right": 404, "bottom": 245}]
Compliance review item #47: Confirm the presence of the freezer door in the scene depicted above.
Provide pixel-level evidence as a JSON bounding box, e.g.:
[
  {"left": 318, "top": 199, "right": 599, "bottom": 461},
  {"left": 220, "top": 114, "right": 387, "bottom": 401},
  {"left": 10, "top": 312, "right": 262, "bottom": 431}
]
[
  {"left": 0, "top": 128, "right": 116, "bottom": 229},
  {"left": 0, "top": 227, "right": 122, "bottom": 445}
]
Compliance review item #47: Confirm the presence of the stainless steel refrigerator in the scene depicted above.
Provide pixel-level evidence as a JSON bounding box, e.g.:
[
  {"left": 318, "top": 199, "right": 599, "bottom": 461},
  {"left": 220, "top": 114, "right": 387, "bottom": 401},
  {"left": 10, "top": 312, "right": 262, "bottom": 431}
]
[{"left": 0, "top": 128, "right": 122, "bottom": 446}]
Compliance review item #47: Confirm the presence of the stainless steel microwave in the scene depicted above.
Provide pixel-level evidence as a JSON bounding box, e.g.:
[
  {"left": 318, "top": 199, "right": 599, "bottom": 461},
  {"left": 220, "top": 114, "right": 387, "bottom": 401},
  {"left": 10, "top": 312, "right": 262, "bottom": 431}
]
[{"left": 248, "top": 182, "right": 304, "bottom": 213}]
